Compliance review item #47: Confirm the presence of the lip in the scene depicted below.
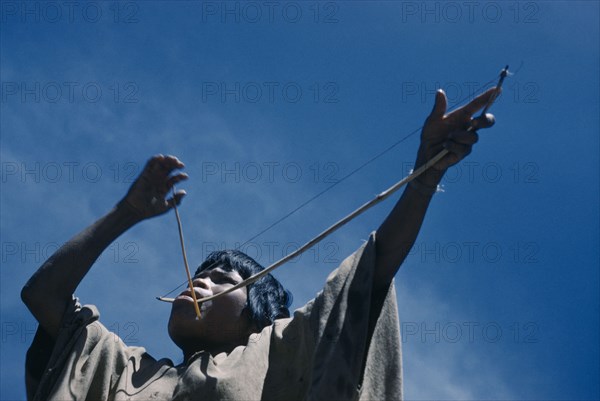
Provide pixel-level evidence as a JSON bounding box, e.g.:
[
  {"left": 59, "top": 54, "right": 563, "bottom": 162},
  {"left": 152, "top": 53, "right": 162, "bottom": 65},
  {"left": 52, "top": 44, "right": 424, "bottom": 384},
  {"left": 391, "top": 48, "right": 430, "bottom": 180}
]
[
  {"left": 174, "top": 294, "right": 195, "bottom": 303},
  {"left": 176, "top": 287, "right": 211, "bottom": 302}
]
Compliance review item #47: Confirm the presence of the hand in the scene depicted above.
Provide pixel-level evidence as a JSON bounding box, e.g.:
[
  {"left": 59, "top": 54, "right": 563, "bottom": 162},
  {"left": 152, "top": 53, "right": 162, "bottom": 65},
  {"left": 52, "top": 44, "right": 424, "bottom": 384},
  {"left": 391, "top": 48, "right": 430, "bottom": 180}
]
[
  {"left": 119, "top": 154, "right": 188, "bottom": 220},
  {"left": 414, "top": 87, "right": 499, "bottom": 186}
]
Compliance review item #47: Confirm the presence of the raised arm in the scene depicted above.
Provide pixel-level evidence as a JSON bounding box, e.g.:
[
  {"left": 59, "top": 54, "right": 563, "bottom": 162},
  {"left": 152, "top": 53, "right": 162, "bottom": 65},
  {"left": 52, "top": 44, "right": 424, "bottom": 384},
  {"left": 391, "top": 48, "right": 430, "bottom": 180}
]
[
  {"left": 373, "top": 88, "right": 498, "bottom": 292},
  {"left": 21, "top": 155, "right": 187, "bottom": 339}
]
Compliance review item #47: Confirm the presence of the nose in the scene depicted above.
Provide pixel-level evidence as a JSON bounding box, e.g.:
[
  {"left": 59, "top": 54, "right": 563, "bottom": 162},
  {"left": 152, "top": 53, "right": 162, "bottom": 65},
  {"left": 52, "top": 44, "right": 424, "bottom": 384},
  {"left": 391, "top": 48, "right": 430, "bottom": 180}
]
[{"left": 192, "top": 277, "right": 211, "bottom": 290}]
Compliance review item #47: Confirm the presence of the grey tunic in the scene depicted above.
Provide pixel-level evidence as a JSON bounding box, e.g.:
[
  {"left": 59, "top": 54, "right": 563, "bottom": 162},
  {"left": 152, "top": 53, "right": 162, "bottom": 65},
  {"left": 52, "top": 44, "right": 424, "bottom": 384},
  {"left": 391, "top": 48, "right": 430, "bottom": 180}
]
[{"left": 25, "top": 233, "right": 403, "bottom": 400}]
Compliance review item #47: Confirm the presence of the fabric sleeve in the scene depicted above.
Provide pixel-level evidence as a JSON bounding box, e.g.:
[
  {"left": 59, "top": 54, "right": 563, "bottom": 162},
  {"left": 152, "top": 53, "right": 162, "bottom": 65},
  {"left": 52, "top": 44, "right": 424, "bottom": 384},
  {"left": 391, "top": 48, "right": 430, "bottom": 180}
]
[
  {"left": 25, "top": 323, "right": 56, "bottom": 399},
  {"left": 263, "top": 232, "right": 403, "bottom": 401},
  {"left": 25, "top": 296, "right": 134, "bottom": 401}
]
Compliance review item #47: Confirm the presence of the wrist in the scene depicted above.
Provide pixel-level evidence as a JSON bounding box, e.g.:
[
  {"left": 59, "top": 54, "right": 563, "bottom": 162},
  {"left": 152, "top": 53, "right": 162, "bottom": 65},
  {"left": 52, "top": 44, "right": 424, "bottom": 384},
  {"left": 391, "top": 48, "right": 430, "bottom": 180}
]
[
  {"left": 410, "top": 150, "right": 445, "bottom": 196},
  {"left": 114, "top": 199, "right": 145, "bottom": 226},
  {"left": 413, "top": 154, "right": 445, "bottom": 185},
  {"left": 416, "top": 168, "right": 444, "bottom": 187},
  {"left": 408, "top": 177, "right": 438, "bottom": 197}
]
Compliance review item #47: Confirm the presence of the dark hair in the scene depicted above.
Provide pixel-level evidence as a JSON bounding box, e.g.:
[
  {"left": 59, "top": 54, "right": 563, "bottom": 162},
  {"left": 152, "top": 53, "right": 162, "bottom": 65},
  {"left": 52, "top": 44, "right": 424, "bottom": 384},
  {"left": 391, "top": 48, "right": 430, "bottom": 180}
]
[{"left": 194, "top": 250, "right": 292, "bottom": 330}]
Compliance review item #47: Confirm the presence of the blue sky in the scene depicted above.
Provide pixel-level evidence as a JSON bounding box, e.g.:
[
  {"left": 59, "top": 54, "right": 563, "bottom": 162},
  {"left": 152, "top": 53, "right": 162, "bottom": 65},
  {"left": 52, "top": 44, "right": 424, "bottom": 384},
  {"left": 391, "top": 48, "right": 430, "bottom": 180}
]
[{"left": 1, "top": 1, "right": 598, "bottom": 400}]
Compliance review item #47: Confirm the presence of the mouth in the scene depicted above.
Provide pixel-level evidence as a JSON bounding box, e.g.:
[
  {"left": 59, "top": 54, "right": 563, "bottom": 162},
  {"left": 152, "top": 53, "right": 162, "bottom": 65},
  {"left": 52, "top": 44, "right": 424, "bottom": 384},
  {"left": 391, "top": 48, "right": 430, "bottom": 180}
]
[
  {"left": 174, "top": 294, "right": 195, "bottom": 304},
  {"left": 174, "top": 288, "right": 211, "bottom": 304}
]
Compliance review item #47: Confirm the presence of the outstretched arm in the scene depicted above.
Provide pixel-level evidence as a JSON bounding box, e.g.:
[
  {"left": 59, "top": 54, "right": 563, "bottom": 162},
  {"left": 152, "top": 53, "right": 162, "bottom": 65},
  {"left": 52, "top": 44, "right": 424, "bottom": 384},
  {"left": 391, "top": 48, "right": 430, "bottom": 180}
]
[
  {"left": 373, "top": 88, "right": 498, "bottom": 292},
  {"left": 21, "top": 155, "right": 187, "bottom": 339}
]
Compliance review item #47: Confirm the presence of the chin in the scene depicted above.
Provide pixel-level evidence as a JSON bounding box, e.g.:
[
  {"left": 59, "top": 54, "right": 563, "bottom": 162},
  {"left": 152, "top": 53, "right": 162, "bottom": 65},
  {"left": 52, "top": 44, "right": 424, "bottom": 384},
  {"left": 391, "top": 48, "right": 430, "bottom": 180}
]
[
  {"left": 168, "top": 308, "right": 199, "bottom": 343},
  {"left": 168, "top": 316, "right": 197, "bottom": 349}
]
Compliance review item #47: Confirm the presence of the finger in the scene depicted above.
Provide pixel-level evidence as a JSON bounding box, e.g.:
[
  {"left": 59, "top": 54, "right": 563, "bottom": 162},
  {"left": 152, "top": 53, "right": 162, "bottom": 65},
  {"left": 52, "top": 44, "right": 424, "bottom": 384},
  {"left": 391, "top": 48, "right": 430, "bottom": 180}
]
[
  {"left": 146, "top": 155, "right": 169, "bottom": 178},
  {"left": 167, "top": 173, "right": 189, "bottom": 188},
  {"left": 470, "top": 113, "right": 495, "bottom": 130},
  {"left": 151, "top": 155, "right": 184, "bottom": 179},
  {"left": 146, "top": 154, "right": 165, "bottom": 171},
  {"left": 163, "top": 155, "right": 185, "bottom": 170},
  {"left": 428, "top": 89, "right": 447, "bottom": 121},
  {"left": 461, "top": 87, "right": 498, "bottom": 116},
  {"left": 167, "top": 190, "right": 187, "bottom": 208},
  {"left": 449, "top": 130, "right": 479, "bottom": 145},
  {"left": 443, "top": 140, "right": 473, "bottom": 159}
]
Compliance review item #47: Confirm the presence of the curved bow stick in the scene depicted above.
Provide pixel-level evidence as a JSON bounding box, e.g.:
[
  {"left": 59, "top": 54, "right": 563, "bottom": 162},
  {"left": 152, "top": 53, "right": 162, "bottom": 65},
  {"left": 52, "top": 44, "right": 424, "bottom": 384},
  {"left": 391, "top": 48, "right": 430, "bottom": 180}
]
[{"left": 158, "top": 65, "right": 510, "bottom": 306}]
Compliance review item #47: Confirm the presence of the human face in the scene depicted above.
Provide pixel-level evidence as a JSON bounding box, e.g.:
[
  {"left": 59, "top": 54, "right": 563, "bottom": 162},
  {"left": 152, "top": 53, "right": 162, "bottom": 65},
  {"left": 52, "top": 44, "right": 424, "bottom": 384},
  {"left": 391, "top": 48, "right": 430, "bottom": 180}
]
[{"left": 168, "top": 266, "right": 254, "bottom": 357}]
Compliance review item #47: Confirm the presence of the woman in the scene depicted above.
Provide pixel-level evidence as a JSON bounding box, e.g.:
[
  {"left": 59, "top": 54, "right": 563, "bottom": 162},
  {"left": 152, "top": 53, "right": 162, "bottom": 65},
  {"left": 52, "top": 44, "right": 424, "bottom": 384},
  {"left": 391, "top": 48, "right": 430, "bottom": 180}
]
[{"left": 22, "top": 88, "right": 497, "bottom": 400}]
